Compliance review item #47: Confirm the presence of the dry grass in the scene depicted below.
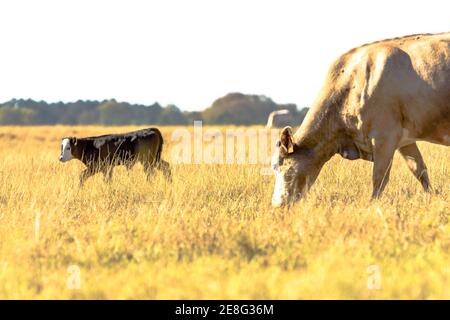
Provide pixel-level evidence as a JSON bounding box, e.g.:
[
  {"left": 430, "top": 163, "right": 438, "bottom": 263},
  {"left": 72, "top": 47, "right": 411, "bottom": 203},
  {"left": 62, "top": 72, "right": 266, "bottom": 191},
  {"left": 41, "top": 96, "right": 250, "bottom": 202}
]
[{"left": 0, "top": 125, "right": 448, "bottom": 299}]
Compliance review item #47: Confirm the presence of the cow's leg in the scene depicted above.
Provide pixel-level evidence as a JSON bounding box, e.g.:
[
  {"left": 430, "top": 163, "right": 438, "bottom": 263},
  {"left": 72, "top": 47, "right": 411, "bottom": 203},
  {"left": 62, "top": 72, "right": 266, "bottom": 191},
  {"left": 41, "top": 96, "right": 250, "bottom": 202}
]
[
  {"left": 79, "top": 168, "right": 95, "bottom": 187},
  {"left": 158, "top": 160, "right": 172, "bottom": 182},
  {"left": 398, "top": 143, "right": 431, "bottom": 192},
  {"left": 371, "top": 134, "right": 400, "bottom": 199}
]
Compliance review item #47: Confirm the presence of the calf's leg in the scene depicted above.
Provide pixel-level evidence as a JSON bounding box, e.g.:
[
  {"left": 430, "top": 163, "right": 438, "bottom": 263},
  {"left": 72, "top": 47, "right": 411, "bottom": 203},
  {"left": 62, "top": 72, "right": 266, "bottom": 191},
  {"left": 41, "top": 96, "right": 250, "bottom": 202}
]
[
  {"left": 125, "top": 162, "right": 133, "bottom": 176},
  {"left": 158, "top": 160, "right": 172, "bottom": 182},
  {"left": 102, "top": 166, "right": 114, "bottom": 183},
  {"left": 142, "top": 162, "right": 155, "bottom": 180},
  {"left": 79, "top": 167, "right": 95, "bottom": 187}
]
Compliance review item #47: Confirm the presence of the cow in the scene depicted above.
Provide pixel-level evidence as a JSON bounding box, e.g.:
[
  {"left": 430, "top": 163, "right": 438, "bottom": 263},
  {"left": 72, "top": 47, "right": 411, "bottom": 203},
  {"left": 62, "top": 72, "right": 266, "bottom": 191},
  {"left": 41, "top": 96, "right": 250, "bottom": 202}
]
[
  {"left": 59, "top": 128, "right": 172, "bottom": 185},
  {"left": 266, "top": 109, "right": 292, "bottom": 128},
  {"left": 271, "top": 32, "right": 450, "bottom": 207}
]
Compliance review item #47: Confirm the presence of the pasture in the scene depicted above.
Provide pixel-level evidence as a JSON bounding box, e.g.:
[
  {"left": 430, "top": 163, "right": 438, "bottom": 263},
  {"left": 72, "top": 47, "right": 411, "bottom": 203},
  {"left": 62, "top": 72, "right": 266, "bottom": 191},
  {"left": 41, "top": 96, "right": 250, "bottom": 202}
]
[{"left": 0, "top": 125, "right": 448, "bottom": 299}]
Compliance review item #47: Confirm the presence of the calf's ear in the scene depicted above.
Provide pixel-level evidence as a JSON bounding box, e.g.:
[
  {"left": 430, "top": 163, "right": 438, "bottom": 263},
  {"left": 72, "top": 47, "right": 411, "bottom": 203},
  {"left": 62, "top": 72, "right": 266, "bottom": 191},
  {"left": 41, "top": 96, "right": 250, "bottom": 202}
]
[
  {"left": 70, "top": 137, "right": 78, "bottom": 146},
  {"left": 280, "top": 126, "right": 294, "bottom": 154}
]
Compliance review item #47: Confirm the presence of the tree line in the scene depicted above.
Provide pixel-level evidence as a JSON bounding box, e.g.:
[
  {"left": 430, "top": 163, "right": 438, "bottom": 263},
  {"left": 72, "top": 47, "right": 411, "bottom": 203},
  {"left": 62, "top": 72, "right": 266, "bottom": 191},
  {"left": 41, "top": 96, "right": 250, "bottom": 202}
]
[{"left": 0, "top": 93, "right": 308, "bottom": 126}]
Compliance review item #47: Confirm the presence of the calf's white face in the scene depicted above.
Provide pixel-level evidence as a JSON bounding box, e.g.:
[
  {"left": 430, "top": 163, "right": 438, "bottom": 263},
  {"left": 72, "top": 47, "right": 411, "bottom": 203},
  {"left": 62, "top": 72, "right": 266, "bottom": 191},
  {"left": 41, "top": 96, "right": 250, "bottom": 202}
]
[{"left": 59, "top": 138, "right": 73, "bottom": 162}]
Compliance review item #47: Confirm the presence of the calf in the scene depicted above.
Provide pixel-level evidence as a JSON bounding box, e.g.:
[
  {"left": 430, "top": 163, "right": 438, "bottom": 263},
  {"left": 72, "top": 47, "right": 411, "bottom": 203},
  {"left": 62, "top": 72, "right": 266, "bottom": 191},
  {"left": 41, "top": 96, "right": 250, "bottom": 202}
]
[{"left": 59, "top": 128, "right": 172, "bottom": 185}]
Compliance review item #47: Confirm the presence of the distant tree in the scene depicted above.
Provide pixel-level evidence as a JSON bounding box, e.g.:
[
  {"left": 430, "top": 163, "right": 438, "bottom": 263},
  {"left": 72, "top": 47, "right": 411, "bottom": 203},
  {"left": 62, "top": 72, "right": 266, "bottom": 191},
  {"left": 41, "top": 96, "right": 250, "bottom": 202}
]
[
  {"left": 0, "top": 107, "right": 38, "bottom": 124},
  {"left": 159, "top": 105, "right": 188, "bottom": 125},
  {"left": 202, "top": 93, "right": 303, "bottom": 125},
  {"left": 0, "top": 94, "right": 306, "bottom": 126},
  {"left": 298, "top": 107, "right": 309, "bottom": 122},
  {"left": 77, "top": 109, "right": 100, "bottom": 124},
  {"left": 184, "top": 111, "right": 203, "bottom": 124},
  {"left": 128, "top": 103, "right": 163, "bottom": 125},
  {"left": 98, "top": 100, "right": 131, "bottom": 125}
]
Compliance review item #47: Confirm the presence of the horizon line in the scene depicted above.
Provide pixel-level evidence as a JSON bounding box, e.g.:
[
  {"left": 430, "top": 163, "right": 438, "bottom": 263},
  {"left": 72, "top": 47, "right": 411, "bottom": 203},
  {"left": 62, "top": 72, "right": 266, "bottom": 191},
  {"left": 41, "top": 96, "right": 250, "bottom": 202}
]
[{"left": 0, "top": 93, "right": 307, "bottom": 112}]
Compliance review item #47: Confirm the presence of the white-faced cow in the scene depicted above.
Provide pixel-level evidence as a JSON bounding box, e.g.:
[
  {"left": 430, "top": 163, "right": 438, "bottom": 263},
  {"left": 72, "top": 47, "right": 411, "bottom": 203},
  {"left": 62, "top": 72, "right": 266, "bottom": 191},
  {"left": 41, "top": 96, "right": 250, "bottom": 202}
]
[
  {"left": 267, "top": 109, "right": 292, "bottom": 128},
  {"left": 272, "top": 32, "right": 450, "bottom": 207},
  {"left": 60, "top": 128, "right": 172, "bottom": 185}
]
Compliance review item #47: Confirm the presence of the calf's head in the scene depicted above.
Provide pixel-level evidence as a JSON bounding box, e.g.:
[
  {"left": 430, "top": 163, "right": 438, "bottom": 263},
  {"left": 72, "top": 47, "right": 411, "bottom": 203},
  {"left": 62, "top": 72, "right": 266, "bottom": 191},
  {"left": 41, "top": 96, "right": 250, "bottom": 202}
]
[
  {"left": 59, "top": 137, "right": 77, "bottom": 162},
  {"left": 271, "top": 127, "right": 321, "bottom": 207}
]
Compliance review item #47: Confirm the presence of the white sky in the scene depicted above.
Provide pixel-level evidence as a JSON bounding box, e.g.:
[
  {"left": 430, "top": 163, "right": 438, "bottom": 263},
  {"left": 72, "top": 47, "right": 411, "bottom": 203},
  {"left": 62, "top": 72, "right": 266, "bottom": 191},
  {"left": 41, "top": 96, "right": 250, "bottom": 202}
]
[{"left": 0, "top": 0, "right": 448, "bottom": 111}]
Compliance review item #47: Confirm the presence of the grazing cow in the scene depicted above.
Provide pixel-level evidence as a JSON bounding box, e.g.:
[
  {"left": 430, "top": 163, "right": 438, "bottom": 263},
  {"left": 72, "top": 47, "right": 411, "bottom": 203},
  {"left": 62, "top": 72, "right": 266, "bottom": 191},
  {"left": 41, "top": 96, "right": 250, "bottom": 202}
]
[
  {"left": 59, "top": 128, "right": 172, "bottom": 185},
  {"left": 266, "top": 109, "right": 292, "bottom": 128},
  {"left": 272, "top": 32, "right": 450, "bottom": 207}
]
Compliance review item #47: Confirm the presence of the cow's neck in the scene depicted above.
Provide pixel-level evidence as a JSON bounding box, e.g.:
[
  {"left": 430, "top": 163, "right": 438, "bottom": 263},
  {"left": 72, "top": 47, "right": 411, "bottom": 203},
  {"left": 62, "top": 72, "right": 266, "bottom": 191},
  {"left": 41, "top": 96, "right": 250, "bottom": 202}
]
[{"left": 294, "top": 94, "right": 344, "bottom": 162}]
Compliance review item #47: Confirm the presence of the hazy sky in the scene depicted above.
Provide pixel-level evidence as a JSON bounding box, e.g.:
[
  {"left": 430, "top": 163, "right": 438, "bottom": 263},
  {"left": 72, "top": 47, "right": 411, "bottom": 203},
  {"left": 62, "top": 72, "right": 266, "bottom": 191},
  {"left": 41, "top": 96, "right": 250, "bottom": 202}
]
[{"left": 0, "top": 0, "right": 448, "bottom": 110}]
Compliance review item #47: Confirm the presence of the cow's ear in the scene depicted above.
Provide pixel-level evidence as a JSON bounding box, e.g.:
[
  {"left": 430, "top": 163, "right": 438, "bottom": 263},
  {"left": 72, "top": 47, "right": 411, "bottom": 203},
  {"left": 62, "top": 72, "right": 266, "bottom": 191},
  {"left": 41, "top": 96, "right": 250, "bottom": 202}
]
[
  {"left": 280, "top": 126, "right": 294, "bottom": 154},
  {"left": 71, "top": 137, "right": 77, "bottom": 146}
]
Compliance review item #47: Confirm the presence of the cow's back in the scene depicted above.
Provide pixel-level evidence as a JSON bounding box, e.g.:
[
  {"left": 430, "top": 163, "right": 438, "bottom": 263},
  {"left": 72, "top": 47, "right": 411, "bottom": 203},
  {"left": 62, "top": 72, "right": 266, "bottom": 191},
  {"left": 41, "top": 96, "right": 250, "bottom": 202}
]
[
  {"left": 327, "top": 32, "right": 450, "bottom": 145},
  {"left": 399, "top": 34, "right": 450, "bottom": 143}
]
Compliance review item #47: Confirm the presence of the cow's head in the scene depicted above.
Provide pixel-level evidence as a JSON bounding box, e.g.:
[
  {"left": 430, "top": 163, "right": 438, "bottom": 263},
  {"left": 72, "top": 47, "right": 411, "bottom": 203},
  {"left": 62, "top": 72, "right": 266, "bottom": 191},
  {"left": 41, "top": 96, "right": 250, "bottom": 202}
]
[
  {"left": 271, "top": 127, "right": 321, "bottom": 207},
  {"left": 59, "top": 137, "right": 77, "bottom": 162}
]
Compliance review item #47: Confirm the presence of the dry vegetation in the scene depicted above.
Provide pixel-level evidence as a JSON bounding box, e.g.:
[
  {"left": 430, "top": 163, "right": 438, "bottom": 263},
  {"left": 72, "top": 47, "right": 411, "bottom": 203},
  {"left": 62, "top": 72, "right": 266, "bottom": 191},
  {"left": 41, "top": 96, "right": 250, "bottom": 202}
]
[{"left": 0, "top": 125, "right": 448, "bottom": 299}]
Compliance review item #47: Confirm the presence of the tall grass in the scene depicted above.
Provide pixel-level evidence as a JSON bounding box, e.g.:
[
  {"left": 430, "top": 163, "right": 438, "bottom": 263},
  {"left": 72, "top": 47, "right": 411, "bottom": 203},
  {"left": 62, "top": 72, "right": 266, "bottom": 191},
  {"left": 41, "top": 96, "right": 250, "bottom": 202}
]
[{"left": 0, "top": 125, "right": 448, "bottom": 299}]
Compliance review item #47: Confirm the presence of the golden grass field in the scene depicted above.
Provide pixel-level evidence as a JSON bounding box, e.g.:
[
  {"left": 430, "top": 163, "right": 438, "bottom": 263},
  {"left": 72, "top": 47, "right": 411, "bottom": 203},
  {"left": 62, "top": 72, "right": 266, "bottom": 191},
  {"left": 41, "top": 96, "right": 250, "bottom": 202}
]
[{"left": 0, "top": 125, "right": 448, "bottom": 299}]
